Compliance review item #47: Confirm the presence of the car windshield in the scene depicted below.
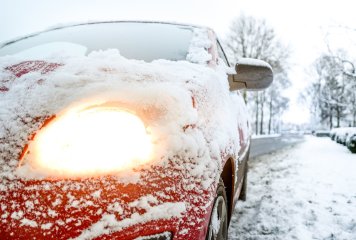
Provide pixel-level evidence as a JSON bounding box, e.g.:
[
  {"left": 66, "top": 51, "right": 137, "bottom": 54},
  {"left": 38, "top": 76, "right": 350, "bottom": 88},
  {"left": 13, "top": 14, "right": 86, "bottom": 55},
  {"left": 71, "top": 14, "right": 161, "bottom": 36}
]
[{"left": 0, "top": 22, "right": 194, "bottom": 62}]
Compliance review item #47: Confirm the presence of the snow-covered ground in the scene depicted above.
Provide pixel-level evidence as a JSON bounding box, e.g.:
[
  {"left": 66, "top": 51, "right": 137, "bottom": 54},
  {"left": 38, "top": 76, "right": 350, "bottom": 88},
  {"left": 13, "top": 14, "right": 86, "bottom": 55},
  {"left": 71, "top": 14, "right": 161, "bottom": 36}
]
[{"left": 229, "top": 136, "right": 356, "bottom": 240}]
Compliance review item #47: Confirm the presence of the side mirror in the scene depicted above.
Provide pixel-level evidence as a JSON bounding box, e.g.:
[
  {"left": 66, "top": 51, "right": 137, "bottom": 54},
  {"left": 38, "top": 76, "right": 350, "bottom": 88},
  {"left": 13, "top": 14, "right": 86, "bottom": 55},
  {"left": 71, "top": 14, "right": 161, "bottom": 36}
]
[{"left": 228, "top": 58, "right": 273, "bottom": 91}]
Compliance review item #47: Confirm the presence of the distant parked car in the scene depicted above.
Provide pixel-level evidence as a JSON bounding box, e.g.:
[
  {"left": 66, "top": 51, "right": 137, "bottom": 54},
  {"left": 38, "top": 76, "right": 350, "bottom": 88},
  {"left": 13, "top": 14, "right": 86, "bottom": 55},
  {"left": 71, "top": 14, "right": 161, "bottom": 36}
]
[
  {"left": 313, "top": 130, "right": 330, "bottom": 137},
  {"left": 335, "top": 128, "right": 353, "bottom": 145},
  {"left": 346, "top": 129, "right": 356, "bottom": 153},
  {"left": 331, "top": 127, "right": 356, "bottom": 153},
  {"left": 330, "top": 128, "right": 338, "bottom": 141}
]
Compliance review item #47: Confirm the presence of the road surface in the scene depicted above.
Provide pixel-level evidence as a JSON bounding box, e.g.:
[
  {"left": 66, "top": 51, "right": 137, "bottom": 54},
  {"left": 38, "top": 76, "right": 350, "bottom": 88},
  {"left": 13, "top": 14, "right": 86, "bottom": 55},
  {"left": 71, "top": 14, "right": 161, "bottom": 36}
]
[{"left": 250, "top": 133, "right": 305, "bottom": 158}]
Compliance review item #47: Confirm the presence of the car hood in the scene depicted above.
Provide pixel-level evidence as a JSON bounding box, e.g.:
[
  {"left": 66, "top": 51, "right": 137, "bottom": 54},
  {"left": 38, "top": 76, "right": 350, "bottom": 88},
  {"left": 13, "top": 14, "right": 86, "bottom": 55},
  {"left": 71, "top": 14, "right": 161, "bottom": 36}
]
[{"left": 0, "top": 50, "right": 248, "bottom": 239}]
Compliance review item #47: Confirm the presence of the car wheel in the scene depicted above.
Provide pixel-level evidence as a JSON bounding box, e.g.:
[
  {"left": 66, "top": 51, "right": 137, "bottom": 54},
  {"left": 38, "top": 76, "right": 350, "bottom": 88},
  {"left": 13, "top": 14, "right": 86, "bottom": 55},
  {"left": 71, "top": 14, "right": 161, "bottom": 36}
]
[
  {"left": 206, "top": 178, "right": 228, "bottom": 240},
  {"left": 347, "top": 142, "right": 356, "bottom": 153},
  {"left": 238, "top": 162, "right": 248, "bottom": 201}
]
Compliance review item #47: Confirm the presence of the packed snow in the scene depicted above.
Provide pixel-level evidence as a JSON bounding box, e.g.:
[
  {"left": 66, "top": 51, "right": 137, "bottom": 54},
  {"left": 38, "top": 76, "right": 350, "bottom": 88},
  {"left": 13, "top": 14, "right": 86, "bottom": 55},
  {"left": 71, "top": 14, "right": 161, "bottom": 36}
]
[
  {"left": 74, "top": 202, "right": 186, "bottom": 240},
  {"left": 229, "top": 136, "right": 356, "bottom": 239}
]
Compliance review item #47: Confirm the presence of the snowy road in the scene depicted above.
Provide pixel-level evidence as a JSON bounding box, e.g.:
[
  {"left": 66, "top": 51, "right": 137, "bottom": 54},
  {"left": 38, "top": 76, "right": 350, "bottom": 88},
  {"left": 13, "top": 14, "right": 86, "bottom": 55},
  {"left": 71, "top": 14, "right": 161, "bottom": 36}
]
[{"left": 229, "top": 136, "right": 356, "bottom": 240}]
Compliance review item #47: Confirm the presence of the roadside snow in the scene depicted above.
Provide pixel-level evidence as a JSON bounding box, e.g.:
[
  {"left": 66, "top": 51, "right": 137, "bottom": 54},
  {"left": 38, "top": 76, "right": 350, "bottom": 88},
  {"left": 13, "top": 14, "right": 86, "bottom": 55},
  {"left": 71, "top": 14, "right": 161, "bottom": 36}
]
[{"left": 229, "top": 136, "right": 356, "bottom": 239}]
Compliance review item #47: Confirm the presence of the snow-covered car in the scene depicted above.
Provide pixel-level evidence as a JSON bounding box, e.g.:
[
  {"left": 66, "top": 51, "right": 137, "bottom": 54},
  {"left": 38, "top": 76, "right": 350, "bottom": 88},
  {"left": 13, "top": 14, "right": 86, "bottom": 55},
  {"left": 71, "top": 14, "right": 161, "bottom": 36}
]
[
  {"left": 313, "top": 130, "right": 330, "bottom": 137},
  {"left": 330, "top": 128, "right": 338, "bottom": 141},
  {"left": 345, "top": 128, "right": 356, "bottom": 153},
  {"left": 333, "top": 127, "right": 354, "bottom": 145},
  {"left": 0, "top": 21, "right": 273, "bottom": 240}
]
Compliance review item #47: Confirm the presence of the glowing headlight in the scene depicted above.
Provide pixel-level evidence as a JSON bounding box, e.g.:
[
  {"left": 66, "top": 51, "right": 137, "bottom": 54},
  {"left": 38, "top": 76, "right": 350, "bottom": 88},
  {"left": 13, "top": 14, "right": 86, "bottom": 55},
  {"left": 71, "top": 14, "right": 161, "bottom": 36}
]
[{"left": 25, "top": 107, "right": 153, "bottom": 177}]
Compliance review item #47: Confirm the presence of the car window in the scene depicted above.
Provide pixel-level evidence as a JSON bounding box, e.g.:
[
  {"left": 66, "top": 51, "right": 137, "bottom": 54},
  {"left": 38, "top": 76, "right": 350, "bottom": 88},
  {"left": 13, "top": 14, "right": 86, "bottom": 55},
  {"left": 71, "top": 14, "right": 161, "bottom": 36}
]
[{"left": 0, "top": 22, "right": 194, "bottom": 62}]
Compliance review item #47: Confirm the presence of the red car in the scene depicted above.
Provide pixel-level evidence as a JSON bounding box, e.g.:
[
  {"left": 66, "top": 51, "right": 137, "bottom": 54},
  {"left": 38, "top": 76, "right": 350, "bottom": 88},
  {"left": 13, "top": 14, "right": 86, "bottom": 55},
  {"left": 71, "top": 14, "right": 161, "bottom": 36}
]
[{"left": 0, "top": 21, "right": 272, "bottom": 239}]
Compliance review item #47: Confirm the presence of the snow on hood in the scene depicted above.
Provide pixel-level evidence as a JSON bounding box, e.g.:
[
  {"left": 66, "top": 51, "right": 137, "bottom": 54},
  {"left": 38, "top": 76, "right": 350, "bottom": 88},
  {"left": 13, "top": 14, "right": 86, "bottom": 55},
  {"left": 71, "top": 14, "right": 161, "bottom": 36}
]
[
  {"left": 0, "top": 47, "right": 243, "bottom": 191},
  {"left": 0, "top": 28, "right": 250, "bottom": 237}
]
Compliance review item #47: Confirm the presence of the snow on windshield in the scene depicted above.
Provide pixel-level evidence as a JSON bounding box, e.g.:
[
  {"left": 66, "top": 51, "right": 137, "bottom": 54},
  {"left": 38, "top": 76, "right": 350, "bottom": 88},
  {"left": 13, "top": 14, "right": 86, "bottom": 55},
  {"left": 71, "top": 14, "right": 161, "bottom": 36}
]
[
  {"left": 12, "top": 42, "right": 88, "bottom": 58},
  {"left": 186, "top": 28, "right": 212, "bottom": 64}
]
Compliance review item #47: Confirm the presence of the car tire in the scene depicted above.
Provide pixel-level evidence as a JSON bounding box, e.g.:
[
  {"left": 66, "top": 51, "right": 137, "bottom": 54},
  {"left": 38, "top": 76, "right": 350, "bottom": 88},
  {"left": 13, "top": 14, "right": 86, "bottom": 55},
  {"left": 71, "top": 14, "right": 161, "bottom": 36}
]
[
  {"left": 238, "top": 162, "right": 248, "bottom": 201},
  {"left": 349, "top": 148, "right": 356, "bottom": 153},
  {"left": 347, "top": 142, "right": 356, "bottom": 153},
  {"left": 206, "top": 178, "right": 228, "bottom": 240}
]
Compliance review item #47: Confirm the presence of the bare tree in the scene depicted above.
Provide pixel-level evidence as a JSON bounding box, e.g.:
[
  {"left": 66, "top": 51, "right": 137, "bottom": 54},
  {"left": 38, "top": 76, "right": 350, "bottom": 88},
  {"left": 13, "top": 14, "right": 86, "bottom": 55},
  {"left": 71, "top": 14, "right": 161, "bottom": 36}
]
[
  {"left": 225, "top": 14, "right": 291, "bottom": 134},
  {"left": 308, "top": 53, "right": 352, "bottom": 128},
  {"left": 322, "top": 28, "right": 356, "bottom": 127},
  {"left": 266, "top": 72, "right": 290, "bottom": 134},
  {"left": 333, "top": 53, "right": 356, "bottom": 127}
]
